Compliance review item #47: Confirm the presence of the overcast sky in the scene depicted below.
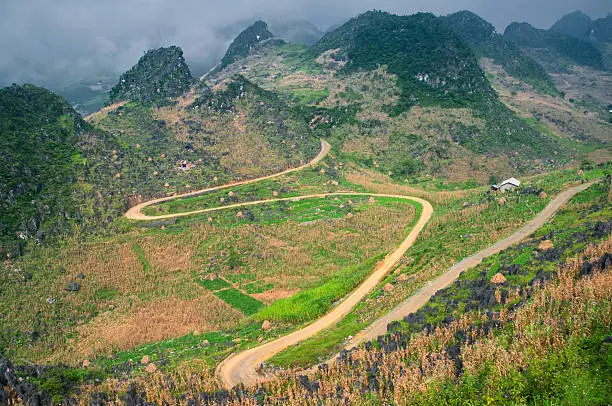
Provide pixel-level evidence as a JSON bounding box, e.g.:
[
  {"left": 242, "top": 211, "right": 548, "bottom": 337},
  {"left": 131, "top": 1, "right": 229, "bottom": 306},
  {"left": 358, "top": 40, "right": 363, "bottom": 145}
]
[{"left": 1, "top": 0, "right": 609, "bottom": 89}]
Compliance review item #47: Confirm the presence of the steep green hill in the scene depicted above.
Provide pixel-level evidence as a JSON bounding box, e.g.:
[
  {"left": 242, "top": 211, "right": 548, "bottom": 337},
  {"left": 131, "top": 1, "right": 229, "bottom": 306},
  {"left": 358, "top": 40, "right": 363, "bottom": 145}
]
[
  {"left": 109, "top": 46, "right": 193, "bottom": 104},
  {"left": 313, "top": 11, "right": 494, "bottom": 113},
  {"left": 305, "top": 11, "right": 564, "bottom": 164},
  {"left": 219, "top": 21, "right": 275, "bottom": 69},
  {"left": 442, "top": 11, "right": 558, "bottom": 95},
  {"left": 1, "top": 74, "right": 320, "bottom": 257},
  {"left": 504, "top": 22, "right": 604, "bottom": 69},
  {"left": 0, "top": 85, "right": 127, "bottom": 257},
  {"left": 94, "top": 74, "right": 319, "bottom": 194},
  {"left": 550, "top": 10, "right": 593, "bottom": 38},
  {"left": 208, "top": 10, "right": 588, "bottom": 180}
]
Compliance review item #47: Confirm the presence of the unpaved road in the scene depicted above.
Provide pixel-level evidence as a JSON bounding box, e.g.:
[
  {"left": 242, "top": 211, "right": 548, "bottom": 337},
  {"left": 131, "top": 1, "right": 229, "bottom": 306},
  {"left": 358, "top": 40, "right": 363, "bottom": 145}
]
[
  {"left": 216, "top": 194, "right": 432, "bottom": 388},
  {"left": 125, "top": 139, "right": 330, "bottom": 220},
  {"left": 217, "top": 182, "right": 593, "bottom": 389},
  {"left": 123, "top": 138, "right": 434, "bottom": 389},
  {"left": 345, "top": 181, "right": 596, "bottom": 348},
  {"left": 124, "top": 137, "right": 594, "bottom": 390}
]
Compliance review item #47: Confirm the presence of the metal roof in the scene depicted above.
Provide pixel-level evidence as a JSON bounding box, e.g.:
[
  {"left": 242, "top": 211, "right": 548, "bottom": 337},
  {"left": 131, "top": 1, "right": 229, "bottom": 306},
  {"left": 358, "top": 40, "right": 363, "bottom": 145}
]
[{"left": 500, "top": 177, "right": 521, "bottom": 187}]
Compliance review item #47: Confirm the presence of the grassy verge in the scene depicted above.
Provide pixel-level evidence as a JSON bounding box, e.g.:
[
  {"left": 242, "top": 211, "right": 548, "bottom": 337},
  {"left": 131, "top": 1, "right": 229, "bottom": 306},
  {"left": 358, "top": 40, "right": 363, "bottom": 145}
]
[
  {"left": 132, "top": 243, "right": 151, "bottom": 274},
  {"left": 254, "top": 254, "right": 384, "bottom": 323}
]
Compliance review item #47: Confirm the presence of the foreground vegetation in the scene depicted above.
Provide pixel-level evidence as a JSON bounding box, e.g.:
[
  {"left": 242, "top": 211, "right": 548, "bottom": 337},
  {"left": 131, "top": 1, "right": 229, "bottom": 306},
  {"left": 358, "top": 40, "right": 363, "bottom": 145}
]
[
  {"left": 3, "top": 173, "right": 608, "bottom": 404},
  {"left": 0, "top": 158, "right": 420, "bottom": 367},
  {"left": 268, "top": 165, "right": 607, "bottom": 367}
]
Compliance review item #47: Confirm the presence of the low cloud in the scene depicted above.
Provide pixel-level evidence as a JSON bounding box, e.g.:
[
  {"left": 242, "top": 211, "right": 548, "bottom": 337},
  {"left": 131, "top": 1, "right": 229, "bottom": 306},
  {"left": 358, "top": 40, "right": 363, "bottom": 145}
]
[{"left": 1, "top": 0, "right": 608, "bottom": 89}]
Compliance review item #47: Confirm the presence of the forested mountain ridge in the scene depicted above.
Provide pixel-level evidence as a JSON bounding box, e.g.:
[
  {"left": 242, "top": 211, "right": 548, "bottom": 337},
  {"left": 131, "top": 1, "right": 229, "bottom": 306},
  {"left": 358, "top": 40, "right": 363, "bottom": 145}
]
[
  {"left": 504, "top": 21, "right": 604, "bottom": 69},
  {"left": 442, "top": 10, "right": 558, "bottom": 95},
  {"left": 312, "top": 11, "right": 494, "bottom": 112},
  {"left": 550, "top": 10, "right": 594, "bottom": 38},
  {"left": 219, "top": 21, "right": 275, "bottom": 70}
]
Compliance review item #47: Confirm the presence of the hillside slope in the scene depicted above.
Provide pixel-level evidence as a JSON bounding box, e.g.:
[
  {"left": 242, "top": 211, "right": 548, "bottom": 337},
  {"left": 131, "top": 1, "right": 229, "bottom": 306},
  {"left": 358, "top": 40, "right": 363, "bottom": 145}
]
[
  {"left": 211, "top": 11, "right": 578, "bottom": 183},
  {"left": 504, "top": 21, "right": 604, "bottom": 70},
  {"left": 312, "top": 11, "right": 493, "bottom": 112},
  {"left": 93, "top": 68, "right": 320, "bottom": 198},
  {"left": 0, "top": 85, "right": 128, "bottom": 257},
  {"left": 442, "top": 11, "right": 558, "bottom": 95},
  {"left": 550, "top": 10, "right": 593, "bottom": 38},
  {"left": 219, "top": 21, "right": 275, "bottom": 70}
]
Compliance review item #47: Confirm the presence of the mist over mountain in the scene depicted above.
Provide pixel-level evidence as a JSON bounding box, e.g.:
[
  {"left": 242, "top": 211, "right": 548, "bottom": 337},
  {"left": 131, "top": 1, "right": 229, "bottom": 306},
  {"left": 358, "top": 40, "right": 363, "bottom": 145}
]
[
  {"left": 1, "top": 1, "right": 609, "bottom": 92},
  {"left": 550, "top": 10, "right": 593, "bottom": 37}
]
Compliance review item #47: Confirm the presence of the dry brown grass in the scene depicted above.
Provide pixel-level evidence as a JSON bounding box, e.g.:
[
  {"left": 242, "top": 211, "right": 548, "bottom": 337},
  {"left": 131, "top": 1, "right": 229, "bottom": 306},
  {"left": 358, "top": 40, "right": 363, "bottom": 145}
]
[
  {"left": 64, "top": 293, "right": 242, "bottom": 362},
  {"left": 69, "top": 236, "right": 611, "bottom": 404},
  {"left": 152, "top": 100, "right": 297, "bottom": 178},
  {"left": 84, "top": 101, "right": 127, "bottom": 123},
  {"left": 252, "top": 288, "right": 300, "bottom": 305},
  {"left": 141, "top": 238, "right": 192, "bottom": 272},
  {"left": 481, "top": 57, "right": 612, "bottom": 145},
  {"left": 345, "top": 168, "right": 472, "bottom": 205},
  {"left": 198, "top": 202, "right": 416, "bottom": 291}
]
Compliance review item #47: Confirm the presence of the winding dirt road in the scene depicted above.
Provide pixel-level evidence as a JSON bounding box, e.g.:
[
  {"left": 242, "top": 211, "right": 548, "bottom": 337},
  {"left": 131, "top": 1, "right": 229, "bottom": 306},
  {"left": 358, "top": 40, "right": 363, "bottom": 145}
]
[
  {"left": 125, "top": 139, "right": 330, "bottom": 220},
  {"left": 343, "top": 181, "right": 594, "bottom": 349},
  {"left": 215, "top": 194, "right": 432, "bottom": 388},
  {"left": 123, "top": 138, "right": 594, "bottom": 390},
  {"left": 124, "top": 139, "right": 433, "bottom": 388}
]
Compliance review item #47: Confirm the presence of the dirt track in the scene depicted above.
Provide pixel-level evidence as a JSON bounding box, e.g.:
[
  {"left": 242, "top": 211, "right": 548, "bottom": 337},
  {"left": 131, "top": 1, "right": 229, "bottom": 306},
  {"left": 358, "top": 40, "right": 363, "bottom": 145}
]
[
  {"left": 123, "top": 139, "right": 433, "bottom": 389},
  {"left": 344, "top": 182, "right": 595, "bottom": 348},
  {"left": 123, "top": 140, "right": 594, "bottom": 390},
  {"left": 125, "top": 139, "right": 330, "bottom": 221},
  {"left": 215, "top": 194, "right": 432, "bottom": 388},
  {"left": 216, "top": 182, "right": 592, "bottom": 389}
]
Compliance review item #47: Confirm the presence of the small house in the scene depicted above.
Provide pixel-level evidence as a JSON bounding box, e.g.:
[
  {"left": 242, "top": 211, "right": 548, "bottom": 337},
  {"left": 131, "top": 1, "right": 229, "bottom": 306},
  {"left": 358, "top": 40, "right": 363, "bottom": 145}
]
[
  {"left": 491, "top": 177, "right": 521, "bottom": 191},
  {"left": 499, "top": 177, "right": 521, "bottom": 191}
]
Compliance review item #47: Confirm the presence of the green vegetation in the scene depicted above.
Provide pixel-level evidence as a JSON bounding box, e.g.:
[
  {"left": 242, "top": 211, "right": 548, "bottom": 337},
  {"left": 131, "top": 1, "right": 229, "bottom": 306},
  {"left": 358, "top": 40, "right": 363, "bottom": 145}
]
[
  {"left": 302, "top": 11, "right": 569, "bottom": 177},
  {"left": 277, "top": 42, "right": 326, "bottom": 74},
  {"left": 338, "top": 87, "right": 363, "bottom": 102},
  {"left": 93, "top": 287, "right": 120, "bottom": 301},
  {"left": 243, "top": 280, "right": 274, "bottom": 294},
  {"left": 255, "top": 253, "right": 385, "bottom": 323},
  {"left": 132, "top": 243, "right": 152, "bottom": 274},
  {"left": 219, "top": 21, "right": 274, "bottom": 69},
  {"left": 504, "top": 21, "right": 604, "bottom": 69},
  {"left": 14, "top": 169, "right": 608, "bottom": 405},
  {"left": 196, "top": 277, "right": 231, "bottom": 291},
  {"left": 290, "top": 87, "right": 329, "bottom": 104},
  {"left": 591, "top": 14, "right": 612, "bottom": 42},
  {"left": 214, "top": 288, "right": 264, "bottom": 316},
  {"left": 424, "top": 332, "right": 611, "bottom": 405},
  {"left": 443, "top": 10, "right": 559, "bottom": 95},
  {"left": 109, "top": 46, "right": 193, "bottom": 104},
  {"left": 550, "top": 10, "right": 593, "bottom": 38},
  {"left": 0, "top": 84, "right": 130, "bottom": 257},
  {"left": 313, "top": 11, "right": 493, "bottom": 112}
]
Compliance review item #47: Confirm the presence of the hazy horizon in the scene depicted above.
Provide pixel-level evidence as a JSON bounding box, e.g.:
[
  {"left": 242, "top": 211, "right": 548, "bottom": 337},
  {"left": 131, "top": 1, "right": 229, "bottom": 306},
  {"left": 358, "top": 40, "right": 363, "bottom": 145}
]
[{"left": 1, "top": 0, "right": 609, "bottom": 90}]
